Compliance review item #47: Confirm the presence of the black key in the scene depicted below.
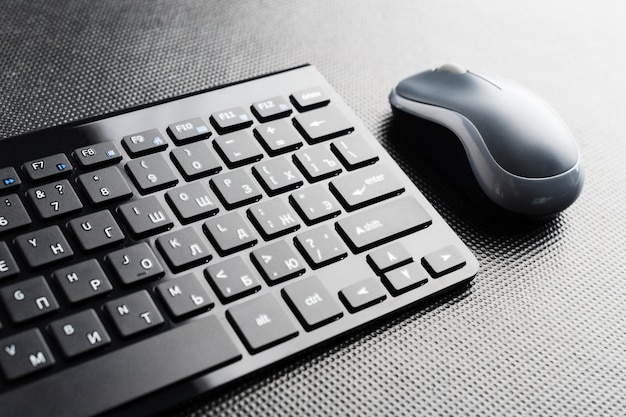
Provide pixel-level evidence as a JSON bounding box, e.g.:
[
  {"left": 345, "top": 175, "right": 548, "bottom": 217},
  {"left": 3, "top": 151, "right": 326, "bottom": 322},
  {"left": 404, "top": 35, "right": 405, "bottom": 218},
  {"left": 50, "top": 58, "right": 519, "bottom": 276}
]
[
  {"left": 290, "top": 87, "right": 330, "bottom": 111},
  {"left": 294, "top": 225, "right": 347, "bottom": 269},
  {"left": 68, "top": 210, "right": 125, "bottom": 251},
  {"left": 366, "top": 242, "right": 412, "bottom": 274},
  {"left": 293, "top": 145, "right": 342, "bottom": 182},
  {"left": 205, "top": 257, "right": 261, "bottom": 302},
  {"left": 27, "top": 179, "right": 84, "bottom": 220},
  {"left": 0, "top": 194, "right": 31, "bottom": 235},
  {"left": 49, "top": 309, "right": 111, "bottom": 358},
  {"left": 171, "top": 141, "right": 221, "bottom": 180},
  {"left": 118, "top": 196, "right": 173, "bottom": 238},
  {"left": 210, "top": 106, "right": 253, "bottom": 134},
  {"left": 167, "top": 117, "right": 212, "bottom": 144},
  {"left": 290, "top": 184, "right": 341, "bottom": 225},
  {"left": 251, "top": 96, "right": 293, "bottom": 121},
  {"left": 293, "top": 106, "right": 354, "bottom": 143},
  {"left": 156, "top": 274, "right": 214, "bottom": 319},
  {"left": 227, "top": 293, "right": 298, "bottom": 353},
  {"left": 253, "top": 119, "right": 302, "bottom": 155},
  {"left": 331, "top": 134, "right": 379, "bottom": 170},
  {"left": 382, "top": 262, "right": 429, "bottom": 295},
  {"left": 0, "top": 167, "right": 21, "bottom": 192},
  {"left": 204, "top": 212, "right": 258, "bottom": 255},
  {"left": 23, "top": 153, "right": 73, "bottom": 182},
  {"left": 156, "top": 227, "right": 212, "bottom": 272},
  {"left": 166, "top": 182, "right": 219, "bottom": 223},
  {"left": 0, "top": 241, "right": 19, "bottom": 280},
  {"left": 106, "top": 243, "right": 165, "bottom": 285},
  {"left": 329, "top": 164, "right": 405, "bottom": 210},
  {"left": 53, "top": 259, "right": 113, "bottom": 303},
  {"left": 336, "top": 196, "right": 432, "bottom": 253},
  {"left": 422, "top": 245, "right": 467, "bottom": 278},
  {"left": 213, "top": 131, "right": 264, "bottom": 168},
  {"left": 210, "top": 169, "right": 262, "bottom": 209},
  {"left": 104, "top": 290, "right": 164, "bottom": 337},
  {"left": 0, "top": 276, "right": 59, "bottom": 323},
  {"left": 252, "top": 156, "right": 303, "bottom": 195},
  {"left": 78, "top": 166, "right": 133, "bottom": 205},
  {"left": 122, "top": 129, "right": 168, "bottom": 157},
  {"left": 0, "top": 329, "right": 55, "bottom": 380},
  {"left": 74, "top": 142, "right": 123, "bottom": 168},
  {"left": 282, "top": 275, "right": 343, "bottom": 330},
  {"left": 250, "top": 240, "right": 305, "bottom": 285},
  {"left": 126, "top": 154, "right": 179, "bottom": 193},
  {"left": 15, "top": 226, "right": 74, "bottom": 268},
  {"left": 339, "top": 277, "right": 387, "bottom": 313},
  {"left": 0, "top": 316, "right": 240, "bottom": 417},
  {"left": 248, "top": 198, "right": 301, "bottom": 239}
]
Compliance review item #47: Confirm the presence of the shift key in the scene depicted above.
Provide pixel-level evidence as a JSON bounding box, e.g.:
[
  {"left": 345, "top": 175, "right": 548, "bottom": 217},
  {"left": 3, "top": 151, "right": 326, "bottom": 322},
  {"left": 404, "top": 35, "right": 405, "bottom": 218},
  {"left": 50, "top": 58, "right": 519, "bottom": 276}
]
[{"left": 336, "top": 196, "right": 432, "bottom": 253}]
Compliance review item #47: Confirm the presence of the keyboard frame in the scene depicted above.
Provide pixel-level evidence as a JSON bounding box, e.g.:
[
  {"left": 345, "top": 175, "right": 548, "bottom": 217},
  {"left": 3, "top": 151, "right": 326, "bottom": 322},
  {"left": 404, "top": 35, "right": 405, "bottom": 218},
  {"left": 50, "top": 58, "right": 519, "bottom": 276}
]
[{"left": 0, "top": 64, "right": 479, "bottom": 416}]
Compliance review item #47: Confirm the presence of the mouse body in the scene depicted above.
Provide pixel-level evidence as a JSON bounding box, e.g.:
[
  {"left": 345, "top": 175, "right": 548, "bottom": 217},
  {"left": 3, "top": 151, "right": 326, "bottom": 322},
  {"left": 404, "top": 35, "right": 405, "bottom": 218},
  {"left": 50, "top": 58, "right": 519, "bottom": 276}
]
[{"left": 389, "top": 64, "right": 584, "bottom": 217}]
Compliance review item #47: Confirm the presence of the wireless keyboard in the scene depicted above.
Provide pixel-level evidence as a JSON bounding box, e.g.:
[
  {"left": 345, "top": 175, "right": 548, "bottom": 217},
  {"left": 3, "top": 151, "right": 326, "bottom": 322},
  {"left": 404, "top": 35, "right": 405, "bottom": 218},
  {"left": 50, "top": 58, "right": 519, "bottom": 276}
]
[{"left": 0, "top": 65, "right": 478, "bottom": 417}]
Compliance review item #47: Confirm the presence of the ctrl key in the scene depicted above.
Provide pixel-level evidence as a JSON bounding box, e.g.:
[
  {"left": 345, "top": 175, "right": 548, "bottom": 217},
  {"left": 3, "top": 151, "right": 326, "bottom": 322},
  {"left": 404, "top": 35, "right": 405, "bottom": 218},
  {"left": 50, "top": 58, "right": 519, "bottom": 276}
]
[{"left": 0, "top": 328, "right": 55, "bottom": 380}]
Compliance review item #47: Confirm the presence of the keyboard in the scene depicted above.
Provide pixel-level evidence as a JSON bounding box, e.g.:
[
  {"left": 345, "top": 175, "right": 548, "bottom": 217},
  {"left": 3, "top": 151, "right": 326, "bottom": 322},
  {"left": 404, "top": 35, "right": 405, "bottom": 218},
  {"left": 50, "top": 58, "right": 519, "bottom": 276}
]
[{"left": 0, "top": 64, "right": 478, "bottom": 417}]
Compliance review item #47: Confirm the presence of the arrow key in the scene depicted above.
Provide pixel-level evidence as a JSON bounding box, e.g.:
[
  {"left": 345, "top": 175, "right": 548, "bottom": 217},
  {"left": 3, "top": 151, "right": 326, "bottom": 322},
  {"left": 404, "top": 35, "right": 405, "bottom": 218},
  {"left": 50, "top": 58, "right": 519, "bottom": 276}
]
[
  {"left": 422, "top": 245, "right": 467, "bottom": 278},
  {"left": 382, "top": 262, "right": 429, "bottom": 295},
  {"left": 339, "top": 277, "right": 387, "bottom": 313}
]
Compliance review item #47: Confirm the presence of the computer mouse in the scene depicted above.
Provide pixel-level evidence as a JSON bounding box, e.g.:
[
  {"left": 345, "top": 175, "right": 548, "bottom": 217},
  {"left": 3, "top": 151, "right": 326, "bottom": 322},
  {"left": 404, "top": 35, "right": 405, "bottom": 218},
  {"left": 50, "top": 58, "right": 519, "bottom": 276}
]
[{"left": 388, "top": 63, "right": 584, "bottom": 217}]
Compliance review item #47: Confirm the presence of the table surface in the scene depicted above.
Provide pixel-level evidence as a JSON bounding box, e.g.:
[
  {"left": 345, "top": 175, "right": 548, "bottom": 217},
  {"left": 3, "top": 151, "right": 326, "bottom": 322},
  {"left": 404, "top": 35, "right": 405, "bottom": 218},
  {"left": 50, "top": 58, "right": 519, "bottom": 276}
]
[{"left": 2, "top": 1, "right": 625, "bottom": 416}]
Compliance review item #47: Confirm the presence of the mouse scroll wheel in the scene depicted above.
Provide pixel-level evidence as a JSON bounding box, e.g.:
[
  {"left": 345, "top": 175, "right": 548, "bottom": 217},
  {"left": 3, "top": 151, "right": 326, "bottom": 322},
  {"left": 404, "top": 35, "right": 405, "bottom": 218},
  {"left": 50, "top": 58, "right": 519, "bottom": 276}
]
[{"left": 434, "top": 63, "right": 467, "bottom": 74}]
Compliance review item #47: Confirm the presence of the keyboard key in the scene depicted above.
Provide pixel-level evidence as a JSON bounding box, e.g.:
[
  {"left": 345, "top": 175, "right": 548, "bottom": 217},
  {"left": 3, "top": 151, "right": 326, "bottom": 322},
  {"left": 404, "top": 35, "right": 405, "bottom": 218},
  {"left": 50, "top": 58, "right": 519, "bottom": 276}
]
[
  {"left": 339, "top": 277, "right": 387, "bottom": 313},
  {"left": 167, "top": 117, "right": 212, "bottom": 144},
  {"left": 382, "top": 262, "right": 429, "bottom": 295},
  {"left": 0, "top": 241, "right": 19, "bottom": 280},
  {"left": 290, "top": 184, "right": 341, "bottom": 225},
  {"left": 290, "top": 87, "right": 330, "bottom": 111},
  {"left": 0, "top": 276, "right": 59, "bottom": 323},
  {"left": 250, "top": 240, "right": 306, "bottom": 285},
  {"left": 252, "top": 156, "right": 304, "bottom": 195},
  {"left": 251, "top": 96, "right": 293, "bottom": 121},
  {"left": 126, "top": 154, "right": 179, "bottom": 193},
  {"left": 204, "top": 211, "right": 258, "bottom": 255},
  {"left": 293, "top": 145, "right": 342, "bottom": 182},
  {"left": 331, "top": 134, "right": 379, "bottom": 170},
  {"left": 53, "top": 259, "right": 113, "bottom": 303},
  {"left": 106, "top": 243, "right": 165, "bottom": 285},
  {"left": 156, "top": 227, "right": 212, "bottom": 272},
  {"left": 27, "top": 180, "right": 83, "bottom": 220},
  {"left": 213, "top": 130, "right": 264, "bottom": 168},
  {"left": 227, "top": 293, "right": 298, "bottom": 353},
  {"left": 0, "top": 329, "right": 55, "bottom": 380},
  {"left": 74, "top": 142, "right": 123, "bottom": 168},
  {"left": 104, "top": 290, "right": 164, "bottom": 337},
  {"left": 0, "top": 194, "right": 31, "bottom": 235},
  {"left": 294, "top": 224, "right": 347, "bottom": 269},
  {"left": 122, "top": 129, "right": 168, "bottom": 157},
  {"left": 166, "top": 182, "right": 219, "bottom": 223},
  {"left": 67, "top": 210, "right": 125, "bottom": 251},
  {"left": 330, "top": 164, "right": 404, "bottom": 211},
  {"left": 23, "top": 153, "right": 73, "bottom": 182},
  {"left": 0, "top": 167, "right": 21, "bottom": 192},
  {"left": 210, "top": 169, "right": 262, "bottom": 209},
  {"left": 205, "top": 257, "right": 261, "bottom": 302},
  {"left": 49, "top": 309, "right": 111, "bottom": 358},
  {"left": 118, "top": 196, "right": 173, "bottom": 238},
  {"left": 248, "top": 198, "right": 301, "bottom": 239},
  {"left": 15, "top": 226, "right": 74, "bottom": 268},
  {"left": 422, "top": 245, "right": 467, "bottom": 277},
  {"left": 366, "top": 242, "right": 412, "bottom": 274},
  {"left": 282, "top": 275, "right": 343, "bottom": 330},
  {"left": 171, "top": 141, "right": 221, "bottom": 180},
  {"left": 254, "top": 119, "right": 303, "bottom": 155},
  {"left": 210, "top": 106, "right": 253, "bottom": 133},
  {"left": 78, "top": 166, "right": 133, "bottom": 205},
  {"left": 156, "top": 273, "right": 214, "bottom": 319},
  {"left": 336, "top": 196, "right": 432, "bottom": 253},
  {"left": 293, "top": 106, "right": 354, "bottom": 143}
]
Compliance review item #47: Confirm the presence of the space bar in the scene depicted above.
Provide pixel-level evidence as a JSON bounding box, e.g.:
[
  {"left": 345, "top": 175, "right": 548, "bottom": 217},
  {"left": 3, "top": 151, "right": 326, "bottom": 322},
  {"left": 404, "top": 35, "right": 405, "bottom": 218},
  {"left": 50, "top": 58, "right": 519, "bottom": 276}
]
[{"left": 2, "top": 315, "right": 242, "bottom": 417}]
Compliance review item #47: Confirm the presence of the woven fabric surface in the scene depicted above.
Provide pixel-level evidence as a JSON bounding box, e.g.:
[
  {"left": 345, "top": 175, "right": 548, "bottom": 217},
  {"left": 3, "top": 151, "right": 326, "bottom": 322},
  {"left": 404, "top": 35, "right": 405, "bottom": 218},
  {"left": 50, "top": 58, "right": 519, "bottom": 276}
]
[{"left": 2, "top": 1, "right": 626, "bottom": 416}]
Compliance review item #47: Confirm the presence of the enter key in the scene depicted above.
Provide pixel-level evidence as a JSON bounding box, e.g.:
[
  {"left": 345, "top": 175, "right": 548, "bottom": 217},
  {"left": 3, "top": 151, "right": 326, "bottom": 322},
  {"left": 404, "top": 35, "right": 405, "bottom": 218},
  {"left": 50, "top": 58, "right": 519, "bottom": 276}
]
[{"left": 329, "top": 164, "right": 405, "bottom": 210}]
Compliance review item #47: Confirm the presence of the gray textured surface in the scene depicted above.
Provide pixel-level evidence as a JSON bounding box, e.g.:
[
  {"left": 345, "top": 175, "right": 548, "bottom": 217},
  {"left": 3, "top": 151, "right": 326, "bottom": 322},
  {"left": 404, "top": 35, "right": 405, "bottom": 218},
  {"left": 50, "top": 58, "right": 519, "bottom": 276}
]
[{"left": 2, "top": 1, "right": 626, "bottom": 416}]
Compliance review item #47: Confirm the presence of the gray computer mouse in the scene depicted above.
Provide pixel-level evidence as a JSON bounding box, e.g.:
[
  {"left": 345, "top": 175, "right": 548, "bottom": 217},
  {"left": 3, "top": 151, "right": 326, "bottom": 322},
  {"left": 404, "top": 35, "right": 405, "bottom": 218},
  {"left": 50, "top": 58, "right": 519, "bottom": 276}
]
[{"left": 389, "top": 63, "right": 584, "bottom": 217}]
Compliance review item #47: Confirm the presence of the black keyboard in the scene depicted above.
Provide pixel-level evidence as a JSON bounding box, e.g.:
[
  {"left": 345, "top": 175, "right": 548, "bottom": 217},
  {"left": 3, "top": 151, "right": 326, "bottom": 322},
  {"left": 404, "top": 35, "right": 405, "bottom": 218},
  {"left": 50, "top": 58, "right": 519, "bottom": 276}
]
[{"left": 0, "top": 65, "right": 478, "bottom": 417}]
